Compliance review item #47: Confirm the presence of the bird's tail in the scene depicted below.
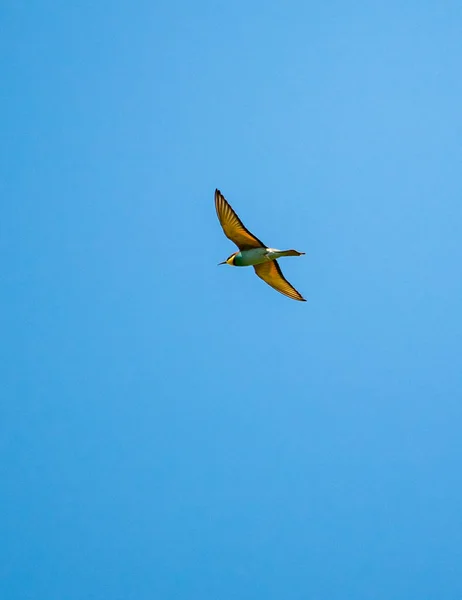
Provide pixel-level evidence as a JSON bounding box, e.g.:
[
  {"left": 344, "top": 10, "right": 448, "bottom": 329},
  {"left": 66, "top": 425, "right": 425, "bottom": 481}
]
[{"left": 279, "top": 249, "right": 305, "bottom": 257}]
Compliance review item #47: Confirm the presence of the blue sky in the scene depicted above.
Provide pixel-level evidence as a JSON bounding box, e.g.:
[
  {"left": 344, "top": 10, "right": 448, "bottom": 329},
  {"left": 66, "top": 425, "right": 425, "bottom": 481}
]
[{"left": 2, "top": 2, "right": 462, "bottom": 598}]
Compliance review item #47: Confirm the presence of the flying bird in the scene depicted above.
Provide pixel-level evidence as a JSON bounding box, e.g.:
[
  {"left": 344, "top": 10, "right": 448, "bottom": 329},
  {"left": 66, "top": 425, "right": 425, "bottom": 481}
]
[{"left": 215, "top": 189, "right": 306, "bottom": 301}]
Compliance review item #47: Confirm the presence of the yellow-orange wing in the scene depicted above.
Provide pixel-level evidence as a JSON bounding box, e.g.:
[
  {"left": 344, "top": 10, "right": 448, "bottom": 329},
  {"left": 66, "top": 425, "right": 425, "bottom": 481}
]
[
  {"left": 254, "top": 260, "right": 306, "bottom": 301},
  {"left": 215, "top": 189, "right": 265, "bottom": 250}
]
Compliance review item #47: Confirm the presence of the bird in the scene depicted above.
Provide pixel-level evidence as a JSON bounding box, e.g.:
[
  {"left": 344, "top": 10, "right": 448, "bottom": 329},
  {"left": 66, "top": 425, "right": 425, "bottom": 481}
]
[{"left": 215, "top": 188, "right": 306, "bottom": 301}]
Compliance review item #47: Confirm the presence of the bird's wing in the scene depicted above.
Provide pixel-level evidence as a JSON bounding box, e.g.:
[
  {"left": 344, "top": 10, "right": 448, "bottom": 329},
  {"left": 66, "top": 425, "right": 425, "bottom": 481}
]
[
  {"left": 254, "top": 260, "right": 306, "bottom": 301},
  {"left": 215, "top": 189, "right": 265, "bottom": 250}
]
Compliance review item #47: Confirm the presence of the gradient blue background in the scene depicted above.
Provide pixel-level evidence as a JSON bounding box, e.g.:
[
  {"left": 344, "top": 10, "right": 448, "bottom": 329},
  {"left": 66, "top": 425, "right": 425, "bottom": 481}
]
[{"left": 2, "top": 2, "right": 462, "bottom": 598}]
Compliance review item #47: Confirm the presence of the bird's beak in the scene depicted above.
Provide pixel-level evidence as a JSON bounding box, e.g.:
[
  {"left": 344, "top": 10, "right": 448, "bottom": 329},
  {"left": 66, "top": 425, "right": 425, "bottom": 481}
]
[{"left": 218, "top": 260, "right": 226, "bottom": 265}]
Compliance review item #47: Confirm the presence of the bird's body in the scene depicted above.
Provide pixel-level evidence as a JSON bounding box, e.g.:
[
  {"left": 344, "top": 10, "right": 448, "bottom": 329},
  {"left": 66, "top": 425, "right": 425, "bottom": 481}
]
[
  {"left": 215, "top": 189, "right": 306, "bottom": 301},
  {"left": 228, "top": 247, "right": 303, "bottom": 267}
]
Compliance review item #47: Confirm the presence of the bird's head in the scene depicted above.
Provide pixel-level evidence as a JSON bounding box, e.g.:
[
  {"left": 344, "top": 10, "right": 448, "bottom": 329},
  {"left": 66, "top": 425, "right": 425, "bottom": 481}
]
[{"left": 218, "top": 252, "right": 237, "bottom": 266}]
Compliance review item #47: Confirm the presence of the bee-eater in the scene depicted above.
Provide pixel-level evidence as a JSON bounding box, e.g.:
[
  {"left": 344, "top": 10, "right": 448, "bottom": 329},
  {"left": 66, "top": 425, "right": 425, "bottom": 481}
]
[{"left": 215, "top": 189, "right": 306, "bottom": 301}]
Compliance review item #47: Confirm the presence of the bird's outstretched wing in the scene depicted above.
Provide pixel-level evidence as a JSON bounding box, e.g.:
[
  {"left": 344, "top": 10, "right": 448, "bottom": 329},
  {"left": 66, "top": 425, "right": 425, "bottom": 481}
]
[
  {"left": 215, "top": 189, "right": 265, "bottom": 250},
  {"left": 254, "top": 260, "right": 306, "bottom": 301}
]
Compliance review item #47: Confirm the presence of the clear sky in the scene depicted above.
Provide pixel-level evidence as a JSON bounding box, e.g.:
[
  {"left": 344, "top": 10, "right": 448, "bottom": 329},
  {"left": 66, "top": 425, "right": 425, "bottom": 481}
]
[{"left": 2, "top": 2, "right": 462, "bottom": 598}]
